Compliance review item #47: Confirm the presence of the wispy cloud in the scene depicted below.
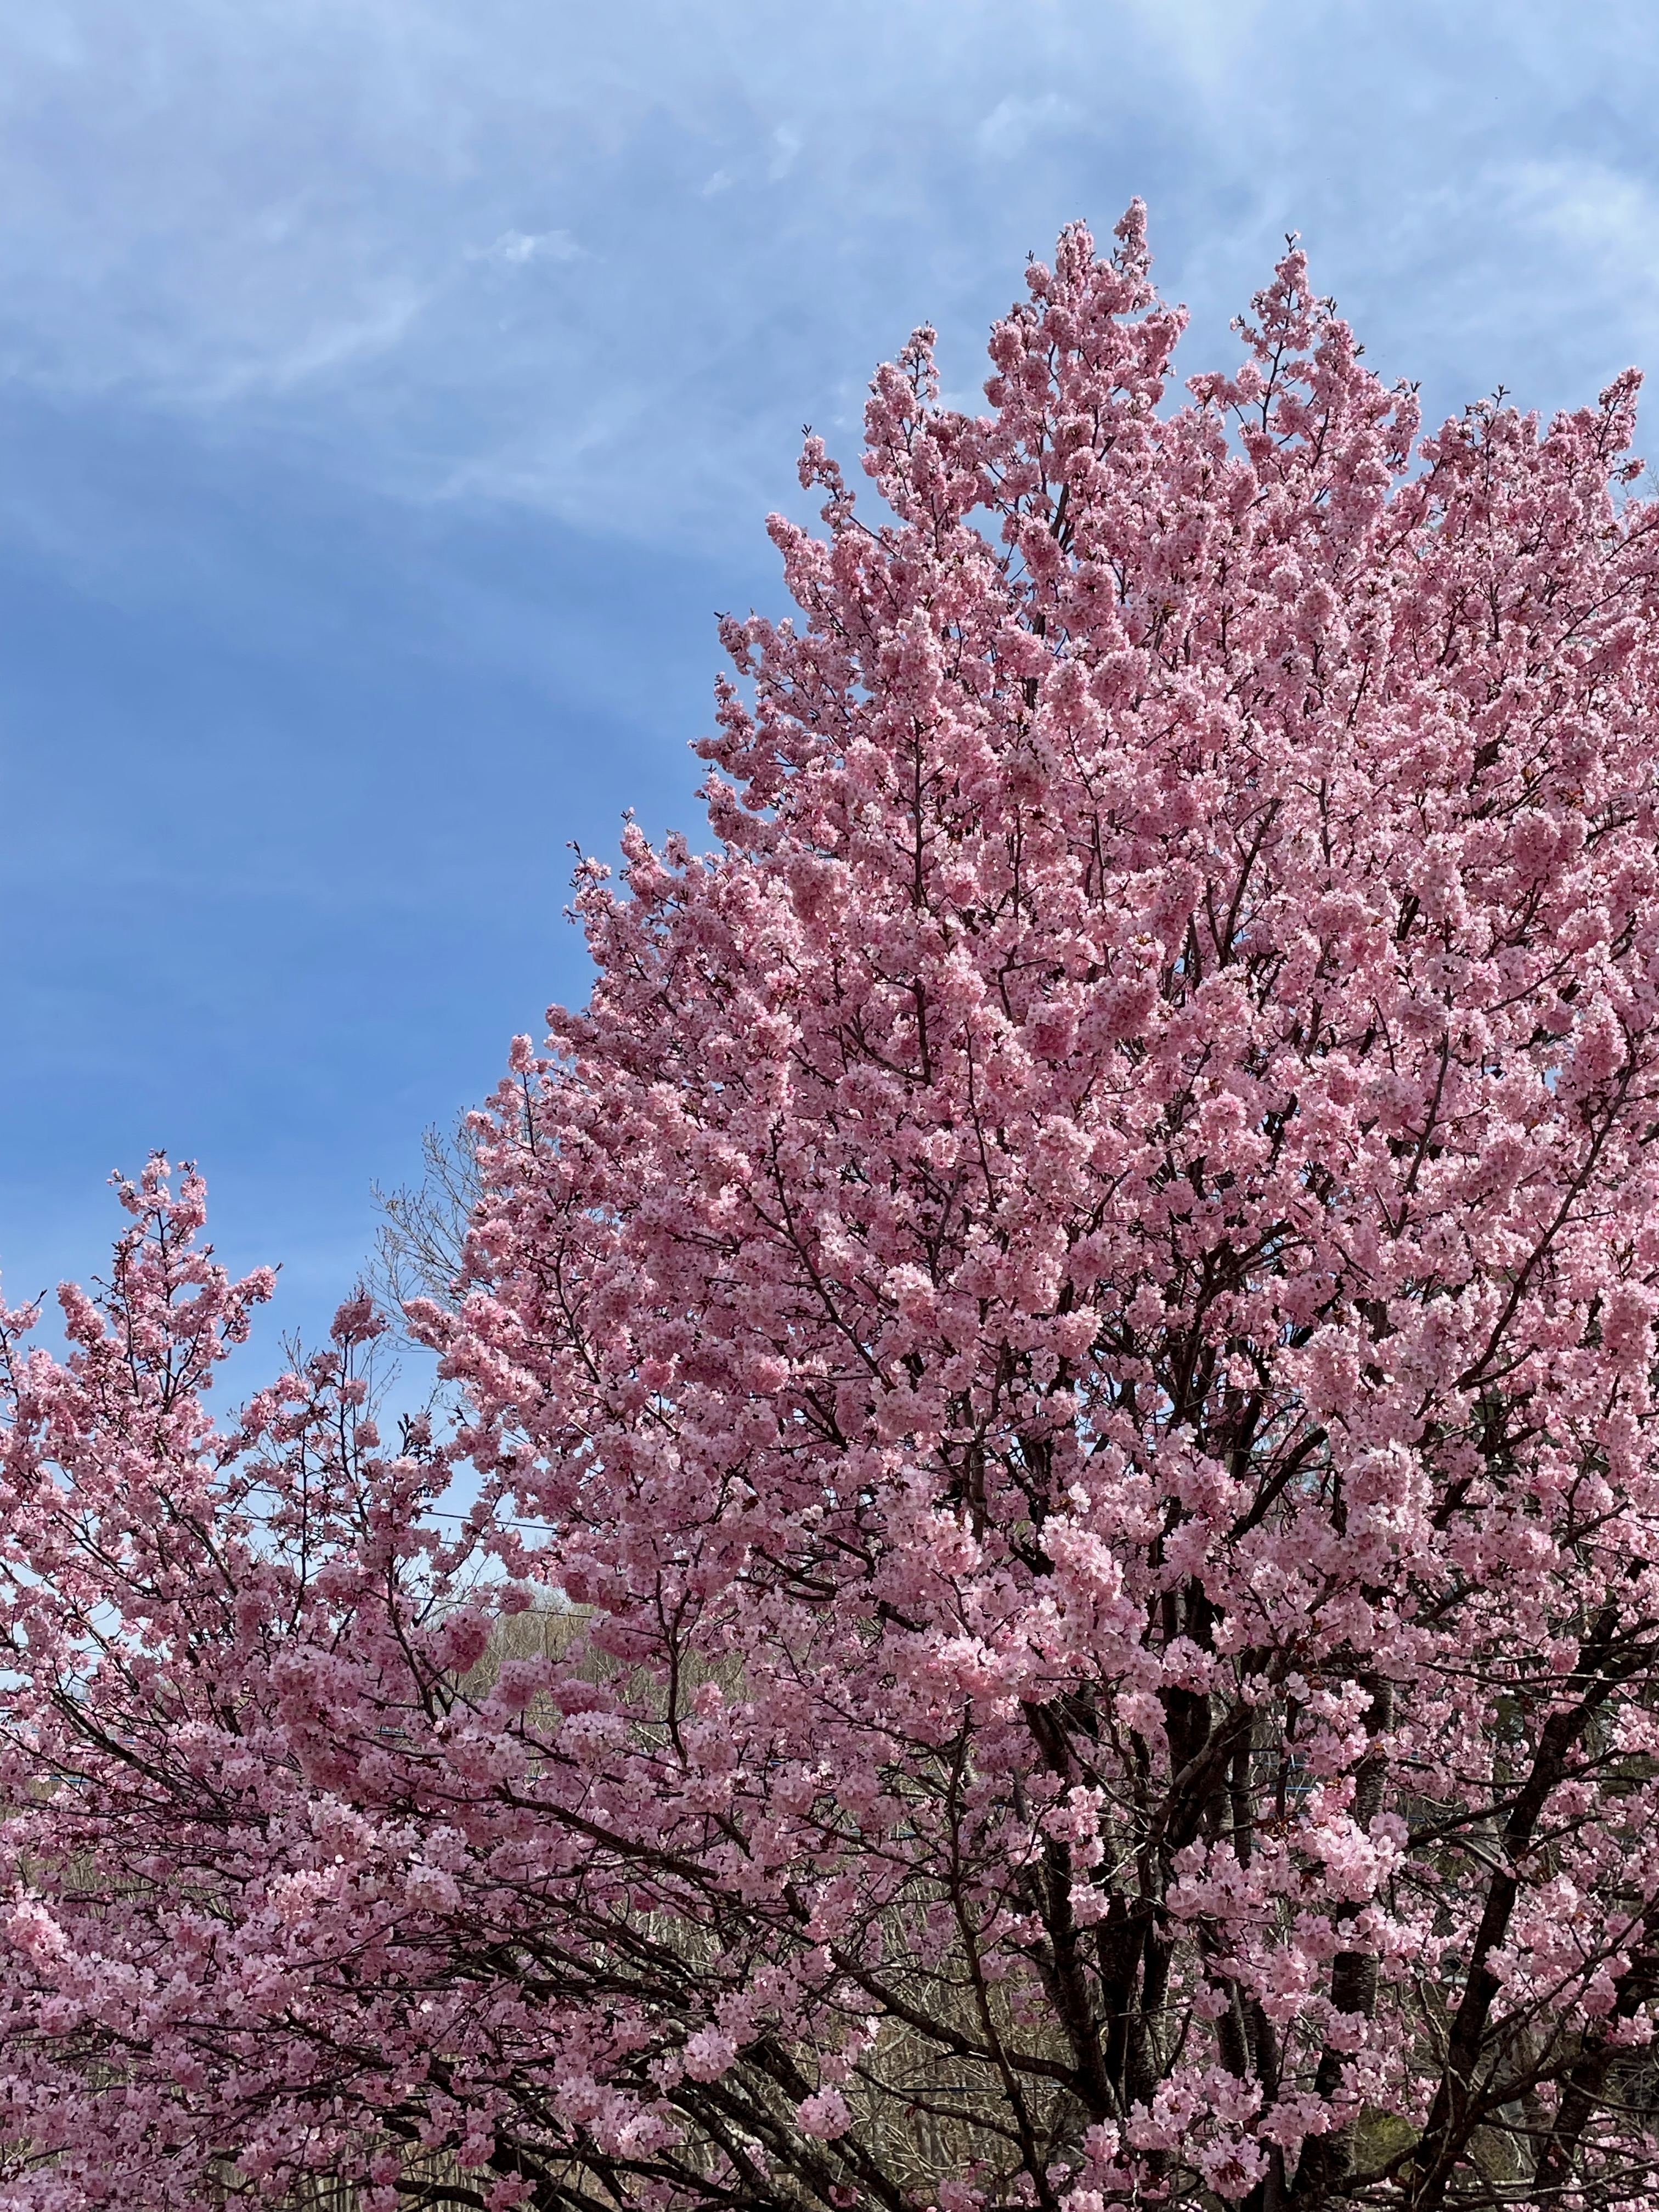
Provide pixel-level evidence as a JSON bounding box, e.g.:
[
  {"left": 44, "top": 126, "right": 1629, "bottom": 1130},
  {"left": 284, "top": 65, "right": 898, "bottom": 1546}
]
[
  {"left": 7, "top": 0, "right": 1659, "bottom": 551},
  {"left": 210, "top": 284, "right": 434, "bottom": 398},
  {"left": 478, "top": 228, "right": 583, "bottom": 268},
  {"left": 975, "top": 93, "right": 1081, "bottom": 161},
  {"left": 1499, "top": 156, "right": 1659, "bottom": 273}
]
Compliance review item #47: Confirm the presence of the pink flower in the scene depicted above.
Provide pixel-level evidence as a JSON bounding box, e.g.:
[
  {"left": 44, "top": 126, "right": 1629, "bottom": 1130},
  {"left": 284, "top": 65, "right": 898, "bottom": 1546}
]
[
  {"left": 682, "top": 2029, "right": 737, "bottom": 2082},
  {"left": 797, "top": 2089, "right": 853, "bottom": 2140}
]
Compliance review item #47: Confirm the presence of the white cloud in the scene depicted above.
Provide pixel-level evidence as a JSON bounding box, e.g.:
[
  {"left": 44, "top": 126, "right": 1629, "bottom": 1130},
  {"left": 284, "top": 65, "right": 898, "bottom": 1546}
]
[
  {"left": 478, "top": 228, "right": 582, "bottom": 268},
  {"left": 1460, "top": 155, "right": 1659, "bottom": 369},
  {"left": 1113, "top": 0, "right": 1271, "bottom": 99},
  {"left": 1499, "top": 156, "right": 1659, "bottom": 269},
  {"left": 975, "top": 92, "right": 1081, "bottom": 161},
  {"left": 8, "top": 0, "right": 1659, "bottom": 552},
  {"left": 210, "top": 283, "right": 433, "bottom": 396}
]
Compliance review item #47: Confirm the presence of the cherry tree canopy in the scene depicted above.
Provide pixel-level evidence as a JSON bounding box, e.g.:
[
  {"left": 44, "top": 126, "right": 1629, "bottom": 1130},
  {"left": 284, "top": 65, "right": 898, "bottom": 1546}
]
[{"left": 8, "top": 209, "right": 1659, "bottom": 2211}]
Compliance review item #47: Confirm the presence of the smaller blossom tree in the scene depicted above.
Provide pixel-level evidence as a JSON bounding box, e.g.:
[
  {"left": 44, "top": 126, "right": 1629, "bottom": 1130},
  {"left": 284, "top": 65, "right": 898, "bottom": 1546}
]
[{"left": 9, "top": 210, "right": 1659, "bottom": 2211}]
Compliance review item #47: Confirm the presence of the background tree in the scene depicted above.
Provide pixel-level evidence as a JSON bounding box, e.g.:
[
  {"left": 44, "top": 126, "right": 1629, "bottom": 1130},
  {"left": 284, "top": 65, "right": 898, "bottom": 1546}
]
[
  {"left": 9, "top": 208, "right": 1659, "bottom": 2211},
  {"left": 371, "top": 1113, "right": 484, "bottom": 1319}
]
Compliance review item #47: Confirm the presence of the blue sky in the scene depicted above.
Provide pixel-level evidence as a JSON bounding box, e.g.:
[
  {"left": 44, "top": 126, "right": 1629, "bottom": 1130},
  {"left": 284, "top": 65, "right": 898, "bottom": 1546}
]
[{"left": 6, "top": 0, "right": 1659, "bottom": 1357}]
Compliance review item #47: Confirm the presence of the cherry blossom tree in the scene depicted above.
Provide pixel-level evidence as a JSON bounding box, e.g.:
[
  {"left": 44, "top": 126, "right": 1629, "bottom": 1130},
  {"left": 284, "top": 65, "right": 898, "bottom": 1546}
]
[{"left": 10, "top": 207, "right": 1659, "bottom": 2211}]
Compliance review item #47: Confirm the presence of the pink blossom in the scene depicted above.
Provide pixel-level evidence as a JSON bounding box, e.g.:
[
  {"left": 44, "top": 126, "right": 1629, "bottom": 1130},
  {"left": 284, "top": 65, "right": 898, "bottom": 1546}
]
[{"left": 795, "top": 2088, "right": 852, "bottom": 2140}]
